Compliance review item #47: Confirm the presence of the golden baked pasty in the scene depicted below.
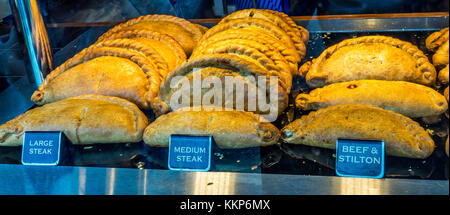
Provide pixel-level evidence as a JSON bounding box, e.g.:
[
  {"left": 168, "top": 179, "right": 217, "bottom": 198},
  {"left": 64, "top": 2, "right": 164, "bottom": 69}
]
[
  {"left": 191, "top": 28, "right": 301, "bottom": 72},
  {"left": 295, "top": 80, "right": 448, "bottom": 118},
  {"left": 299, "top": 36, "right": 436, "bottom": 88},
  {"left": 426, "top": 27, "right": 449, "bottom": 52},
  {"left": 0, "top": 95, "right": 148, "bottom": 146},
  {"left": 219, "top": 9, "right": 307, "bottom": 57},
  {"left": 161, "top": 66, "right": 281, "bottom": 117},
  {"left": 95, "top": 29, "right": 187, "bottom": 73},
  {"left": 190, "top": 39, "right": 292, "bottom": 92},
  {"left": 31, "top": 42, "right": 161, "bottom": 109},
  {"left": 261, "top": 9, "right": 309, "bottom": 43},
  {"left": 439, "top": 64, "right": 449, "bottom": 85},
  {"left": 198, "top": 18, "right": 298, "bottom": 57},
  {"left": 143, "top": 106, "right": 280, "bottom": 149},
  {"left": 281, "top": 104, "right": 435, "bottom": 159},
  {"left": 96, "top": 15, "right": 203, "bottom": 56},
  {"left": 152, "top": 54, "right": 289, "bottom": 117},
  {"left": 432, "top": 40, "right": 449, "bottom": 67}
]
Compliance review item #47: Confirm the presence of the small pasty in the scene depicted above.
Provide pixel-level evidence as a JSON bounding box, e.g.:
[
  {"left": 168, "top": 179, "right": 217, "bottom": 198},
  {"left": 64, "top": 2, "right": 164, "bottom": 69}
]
[
  {"left": 295, "top": 80, "right": 448, "bottom": 118},
  {"left": 0, "top": 95, "right": 149, "bottom": 146},
  {"left": 96, "top": 15, "right": 203, "bottom": 56},
  {"left": 439, "top": 64, "right": 449, "bottom": 85},
  {"left": 299, "top": 36, "right": 436, "bottom": 88},
  {"left": 281, "top": 104, "right": 435, "bottom": 159},
  {"left": 143, "top": 106, "right": 280, "bottom": 149},
  {"left": 432, "top": 40, "right": 449, "bottom": 67},
  {"left": 31, "top": 42, "right": 161, "bottom": 109}
]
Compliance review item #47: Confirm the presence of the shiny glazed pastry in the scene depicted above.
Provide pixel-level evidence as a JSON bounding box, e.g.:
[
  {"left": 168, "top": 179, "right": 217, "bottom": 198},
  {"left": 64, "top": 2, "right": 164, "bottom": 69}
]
[
  {"left": 96, "top": 15, "right": 204, "bottom": 56},
  {"left": 438, "top": 64, "right": 449, "bottom": 85},
  {"left": 152, "top": 54, "right": 289, "bottom": 117},
  {"left": 281, "top": 104, "right": 435, "bottom": 159},
  {"left": 143, "top": 106, "right": 280, "bottom": 149},
  {"left": 432, "top": 40, "right": 449, "bottom": 67},
  {"left": 295, "top": 80, "right": 448, "bottom": 118},
  {"left": 31, "top": 40, "right": 163, "bottom": 109},
  {"left": 299, "top": 36, "right": 436, "bottom": 87},
  {"left": 0, "top": 95, "right": 148, "bottom": 146}
]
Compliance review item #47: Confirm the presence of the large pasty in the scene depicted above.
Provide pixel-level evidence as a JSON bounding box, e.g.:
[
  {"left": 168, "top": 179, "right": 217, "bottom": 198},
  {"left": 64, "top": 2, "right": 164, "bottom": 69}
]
[
  {"left": 31, "top": 40, "right": 162, "bottom": 109},
  {"left": 143, "top": 106, "right": 280, "bottom": 149},
  {"left": 95, "top": 29, "right": 187, "bottom": 73},
  {"left": 281, "top": 104, "right": 435, "bottom": 159},
  {"left": 299, "top": 36, "right": 436, "bottom": 88},
  {"left": 0, "top": 95, "right": 148, "bottom": 146},
  {"left": 295, "top": 80, "right": 448, "bottom": 118},
  {"left": 96, "top": 15, "right": 203, "bottom": 56},
  {"left": 152, "top": 54, "right": 289, "bottom": 118},
  {"left": 218, "top": 9, "right": 307, "bottom": 57}
]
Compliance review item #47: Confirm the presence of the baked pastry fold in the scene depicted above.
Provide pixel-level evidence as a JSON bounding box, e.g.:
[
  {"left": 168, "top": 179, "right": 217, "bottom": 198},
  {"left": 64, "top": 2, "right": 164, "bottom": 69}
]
[
  {"left": 299, "top": 36, "right": 436, "bottom": 88},
  {"left": 295, "top": 80, "right": 448, "bottom": 118},
  {"left": 96, "top": 15, "right": 203, "bottom": 56},
  {"left": 0, "top": 95, "right": 148, "bottom": 146},
  {"left": 439, "top": 64, "right": 449, "bottom": 85},
  {"left": 432, "top": 40, "right": 449, "bottom": 67},
  {"left": 426, "top": 27, "right": 449, "bottom": 52},
  {"left": 152, "top": 54, "right": 289, "bottom": 118},
  {"left": 219, "top": 9, "right": 307, "bottom": 57},
  {"left": 143, "top": 106, "right": 280, "bottom": 149},
  {"left": 281, "top": 104, "right": 435, "bottom": 159},
  {"left": 31, "top": 44, "right": 160, "bottom": 109}
]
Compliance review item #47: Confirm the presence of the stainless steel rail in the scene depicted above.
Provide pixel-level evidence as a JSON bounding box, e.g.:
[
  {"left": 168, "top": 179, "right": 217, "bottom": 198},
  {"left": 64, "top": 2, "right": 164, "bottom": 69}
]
[{"left": 0, "top": 164, "right": 447, "bottom": 195}]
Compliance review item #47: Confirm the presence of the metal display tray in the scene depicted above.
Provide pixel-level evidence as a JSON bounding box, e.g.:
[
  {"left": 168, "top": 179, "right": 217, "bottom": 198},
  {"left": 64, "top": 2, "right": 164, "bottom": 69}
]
[{"left": 0, "top": 13, "right": 449, "bottom": 195}]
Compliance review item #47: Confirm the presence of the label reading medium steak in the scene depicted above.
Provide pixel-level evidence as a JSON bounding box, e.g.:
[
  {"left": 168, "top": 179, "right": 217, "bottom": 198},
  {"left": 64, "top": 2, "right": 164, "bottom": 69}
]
[
  {"left": 168, "top": 135, "right": 212, "bottom": 171},
  {"left": 21, "top": 131, "right": 64, "bottom": 165},
  {"left": 335, "top": 139, "right": 385, "bottom": 178}
]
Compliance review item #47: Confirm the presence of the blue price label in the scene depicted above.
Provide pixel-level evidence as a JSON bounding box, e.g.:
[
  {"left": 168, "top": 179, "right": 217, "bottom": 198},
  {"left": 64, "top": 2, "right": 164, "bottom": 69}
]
[
  {"left": 21, "top": 131, "right": 63, "bottom": 165},
  {"left": 335, "top": 139, "right": 385, "bottom": 178},
  {"left": 168, "top": 135, "right": 212, "bottom": 171}
]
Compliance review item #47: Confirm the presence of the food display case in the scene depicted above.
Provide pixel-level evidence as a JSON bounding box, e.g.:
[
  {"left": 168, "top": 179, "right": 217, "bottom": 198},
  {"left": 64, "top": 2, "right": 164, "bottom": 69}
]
[{"left": 0, "top": 0, "right": 448, "bottom": 195}]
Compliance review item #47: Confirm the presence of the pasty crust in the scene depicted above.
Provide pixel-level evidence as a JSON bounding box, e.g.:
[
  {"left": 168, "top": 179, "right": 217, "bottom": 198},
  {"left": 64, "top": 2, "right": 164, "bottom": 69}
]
[
  {"left": 96, "top": 29, "right": 187, "bottom": 72},
  {"left": 219, "top": 9, "right": 306, "bottom": 56},
  {"left": 439, "top": 64, "right": 449, "bottom": 85},
  {"left": 143, "top": 106, "right": 280, "bottom": 149},
  {"left": 153, "top": 54, "right": 289, "bottom": 117},
  {"left": 262, "top": 9, "right": 309, "bottom": 43},
  {"left": 31, "top": 45, "right": 161, "bottom": 109},
  {"left": 191, "top": 39, "right": 292, "bottom": 92},
  {"left": 432, "top": 40, "right": 449, "bottom": 67},
  {"left": 426, "top": 27, "right": 449, "bottom": 52},
  {"left": 281, "top": 104, "right": 435, "bottom": 159},
  {"left": 0, "top": 95, "right": 148, "bottom": 146},
  {"left": 295, "top": 80, "right": 448, "bottom": 118},
  {"left": 96, "top": 15, "right": 203, "bottom": 56},
  {"left": 192, "top": 28, "right": 301, "bottom": 65},
  {"left": 300, "top": 36, "right": 436, "bottom": 87},
  {"left": 199, "top": 18, "right": 297, "bottom": 57}
]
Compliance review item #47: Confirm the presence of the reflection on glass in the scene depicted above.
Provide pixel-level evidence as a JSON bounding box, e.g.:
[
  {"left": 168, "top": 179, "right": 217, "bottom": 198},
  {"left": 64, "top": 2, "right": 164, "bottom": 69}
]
[
  {"left": 105, "top": 168, "right": 116, "bottom": 195},
  {"left": 188, "top": 172, "right": 236, "bottom": 195},
  {"left": 78, "top": 167, "right": 86, "bottom": 195},
  {"left": 338, "top": 177, "right": 385, "bottom": 195}
]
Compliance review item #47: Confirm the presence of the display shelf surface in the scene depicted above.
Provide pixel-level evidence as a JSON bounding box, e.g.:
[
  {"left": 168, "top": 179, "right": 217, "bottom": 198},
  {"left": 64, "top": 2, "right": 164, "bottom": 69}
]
[{"left": 0, "top": 164, "right": 447, "bottom": 195}]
